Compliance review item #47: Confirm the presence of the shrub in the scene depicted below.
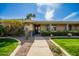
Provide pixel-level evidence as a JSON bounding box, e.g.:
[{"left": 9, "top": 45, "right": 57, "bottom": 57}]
[
  {"left": 51, "top": 31, "right": 67, "bottom": 36},
  {"left": 68, "top": 31, "right": 79, "bottom": 36},
  {"left": 40, "top": 30, "right": 79, "bottom": 36},
  {"left": 4, "top": 25, "right": 24, "bottom": 36},
  {"left": 0, "top": 20, "right": 24, "bottom": 36},
  {"left": 0, "top": 25, "right": 5, "bottom": 36},
  {"left": 40, "top": 31, "right": 68, "bottom": 36},
  {"left": 40, "top": 31, "right": 51, "bottom": 36}
]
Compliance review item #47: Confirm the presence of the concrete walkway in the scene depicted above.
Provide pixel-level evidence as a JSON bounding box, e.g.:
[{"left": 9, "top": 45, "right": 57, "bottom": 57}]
[
  {"left": 27, "top": 36, "right": 53, "bottom": 56},
  {"left": 14, "top": 36, "right": 34, "bottom": 56}
]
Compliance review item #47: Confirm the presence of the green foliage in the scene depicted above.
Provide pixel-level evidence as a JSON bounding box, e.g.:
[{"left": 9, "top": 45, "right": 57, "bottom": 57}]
[
  {"left": 67, "top": 31, "right": 79, "bottom": 36},
  {"left": 53, "top": 39, "right": 79, "bottom": 56},
  {"left": 26, "top": 13, "right": 36, "bottom": 20},
  {"left": 40, "top": 31, "right": 68, "bottom": 36},
  {"left": 40, "top": 31, "right": 51, "bottom": 36},
  {"left": 0, "top": 25, "right": 5, "bottom": 36},
  {"left": 49, "top": 45, "right": 63, "bottom": 56},
  {"left": 51, "top": 31, "right": 67, "bottom": 36},
  {"left": 0, "top": 38, "right": 18, "bottom": 56},
  {"left": 0, "top": 20, "right": 24, "bottom": 36},
  {"left": 40, "top": 30, "right": 79, "bottom": 36},
  {"left": 4, "top": 25, "right": 24, "bottom": 36}
]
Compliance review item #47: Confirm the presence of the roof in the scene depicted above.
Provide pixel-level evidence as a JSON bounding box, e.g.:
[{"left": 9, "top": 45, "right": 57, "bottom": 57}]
[{"left": 24, "top": 20, "right": 79, "bottom": 24}]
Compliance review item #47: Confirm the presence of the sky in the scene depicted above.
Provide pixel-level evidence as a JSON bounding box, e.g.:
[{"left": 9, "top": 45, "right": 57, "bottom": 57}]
[{"left": 0, "top": 3, "right": 79, "bottom": 21}]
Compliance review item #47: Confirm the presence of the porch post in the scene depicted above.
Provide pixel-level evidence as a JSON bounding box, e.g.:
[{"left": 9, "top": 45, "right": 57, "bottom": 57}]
[
  {"left": 50, "top": 24, "right": 52, "bottom": 31},
  {"left": 66, "top": 24, "right": 69, "bottom": 31}
]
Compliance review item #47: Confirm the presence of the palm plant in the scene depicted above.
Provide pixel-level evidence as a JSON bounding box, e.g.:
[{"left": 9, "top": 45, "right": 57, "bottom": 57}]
[{"left": 26, "top": 13, "right": 36, "bottom": 20}]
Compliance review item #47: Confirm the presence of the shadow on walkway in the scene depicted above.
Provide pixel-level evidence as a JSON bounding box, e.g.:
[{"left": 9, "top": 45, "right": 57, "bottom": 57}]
[{"left": 14, "top": 36, "right": 34, "bottom": 56}]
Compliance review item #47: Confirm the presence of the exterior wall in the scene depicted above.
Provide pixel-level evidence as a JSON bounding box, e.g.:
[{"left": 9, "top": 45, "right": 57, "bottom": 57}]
[
  {"left": 71, "top": 24, "right": 79, "bottom": 30},
  {"left": 76, "top": 26, "right": 79, "bottom": 30},
  {"left": 40, "top": 24, "right": 47, "bottom": 31},
  {"left": 24, "top": 22, "right": 79, "bottom": 31},
  {"left": 55, "top": 24, "right": 66, "bottom": 31},
  {"left": 40, "top": 24, "right": 66, "bottom": 31},
  {"left": 40, "top": 24, "right": 79, "bottom": 31}
]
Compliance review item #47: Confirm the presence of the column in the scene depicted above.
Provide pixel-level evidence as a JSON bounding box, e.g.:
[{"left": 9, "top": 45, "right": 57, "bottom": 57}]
[
  {"left": 49, "top": 24, "right": 52, "bottom": 31},
  {"left": 66, "top": 24, "right": 69, "bottom": 31}
]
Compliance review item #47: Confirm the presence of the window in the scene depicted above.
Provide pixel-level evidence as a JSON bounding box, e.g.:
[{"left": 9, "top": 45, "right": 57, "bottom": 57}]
[
  {"left": 46, "top": 25, "right": 56, "bottom": 31},
  {"left": 50, "top": 25, "right": 56, "bottom": 31}
]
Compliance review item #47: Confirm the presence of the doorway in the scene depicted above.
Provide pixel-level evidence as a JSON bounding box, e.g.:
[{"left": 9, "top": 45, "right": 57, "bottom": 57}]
[{"left": 33, "top": 24, "right": 40, "bottom": 35}]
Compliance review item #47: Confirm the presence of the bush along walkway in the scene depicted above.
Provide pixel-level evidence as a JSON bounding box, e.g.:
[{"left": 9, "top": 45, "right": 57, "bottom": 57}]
[{"left": 27, "top": 36, "right": 53, "bottom": 56}]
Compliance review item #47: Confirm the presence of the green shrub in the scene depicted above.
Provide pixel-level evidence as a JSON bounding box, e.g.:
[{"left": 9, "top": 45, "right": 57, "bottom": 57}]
[
  {"left": 40, "top": 30, "right": 79, "bottom": 36},
  {"left": 40, "top": 31, "right": 51, "bottom": 36},
  {"left": 68, "top": 31, "right": 79, "bottom": 36},
  {"left": 0, "top": 20, "right": 24, "bottom": 36},
  {"left": 0, "top": 25, "right": 5, "bottom": 36},
  {"left": 40, "top": 31, "right": 68, "bottom": 36},
  {"left": 14, "top": 26, "right": 24, "bottom": 36},
  {"left": 1, "top": 23, "right": 24, "bottom": 36},
  {"left": 51, "top": 31, "right": 67, "bottom": 36},
  {"left": 4, "top": 25, "right": 24, "bottom": 36}
]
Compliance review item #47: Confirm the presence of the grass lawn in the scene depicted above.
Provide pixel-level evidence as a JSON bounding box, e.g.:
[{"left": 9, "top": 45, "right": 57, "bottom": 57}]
[
  {"left": 0, "top": 38, "right": 18, "bottom": 56},
  {"left": 52, "top": 39, "right": 79, "bottom": 56}
]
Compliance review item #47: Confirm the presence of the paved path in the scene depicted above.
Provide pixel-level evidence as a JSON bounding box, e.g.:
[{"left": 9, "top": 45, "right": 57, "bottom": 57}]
[
  {"left": 27, "top": 36, "right": 53, "bottom": 56},
  {"left": 14, "top": 36, "right": 34, "bottom": 56}
]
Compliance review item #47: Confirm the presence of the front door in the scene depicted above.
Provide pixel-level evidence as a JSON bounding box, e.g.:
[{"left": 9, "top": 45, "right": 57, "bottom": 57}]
[{"left": 34, "top": 24, "right": 40, "bottom": 35}]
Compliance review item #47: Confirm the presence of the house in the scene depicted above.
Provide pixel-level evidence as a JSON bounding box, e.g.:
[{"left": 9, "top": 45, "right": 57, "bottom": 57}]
[{"left": 23, "top": 20, "right": 79, "bottom": 35}]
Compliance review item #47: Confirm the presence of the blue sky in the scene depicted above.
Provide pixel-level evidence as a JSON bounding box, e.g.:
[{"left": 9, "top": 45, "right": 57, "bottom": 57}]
[{"left": 0, "top": 3, "right": 79, "bottom": 21}]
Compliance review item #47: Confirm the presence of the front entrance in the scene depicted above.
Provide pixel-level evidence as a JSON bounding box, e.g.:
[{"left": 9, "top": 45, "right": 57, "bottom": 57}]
[{"left": 33, "top": 24, "right": 40, "bottom": 35}]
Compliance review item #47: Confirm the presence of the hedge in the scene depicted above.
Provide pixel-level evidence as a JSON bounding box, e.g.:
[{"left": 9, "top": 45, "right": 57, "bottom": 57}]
[
  {"left": 40, "top": 31, "right": 79, "bottom": 36},
  {"left": 0, "top": 24, "right": 24, "bottom": 36},
  {"left": 0, "top": 25, "right": 5, "bottom": 36},
  {"left": 40, "top": 31, "right": 51, "bottom": 36}
]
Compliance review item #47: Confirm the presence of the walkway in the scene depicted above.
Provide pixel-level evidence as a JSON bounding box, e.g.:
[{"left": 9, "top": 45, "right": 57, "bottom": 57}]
[
  {"left": 27, "top": 36, "right": 53, "bottom": 56},
  {"left": 15, "top": 36, "right": 34, "bottom": 56}
]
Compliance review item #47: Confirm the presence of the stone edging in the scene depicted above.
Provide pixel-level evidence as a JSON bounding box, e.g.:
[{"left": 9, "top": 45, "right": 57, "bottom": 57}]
[
  {"left": 49, "top": 39, "right": 71, "bottom": 56},
  {"left": 10, "top": 37, "right": 21, "bottom": 56},
  {"left": 10, "top": 44, "right": 21, "bottom": 56},
  {"left": 0, "top": 37, "right": 21, "bottom": 56}
]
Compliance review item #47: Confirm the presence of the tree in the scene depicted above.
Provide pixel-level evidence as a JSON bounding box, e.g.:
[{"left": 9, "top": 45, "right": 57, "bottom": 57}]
[{"left": 26, "top": 13, "right": 36, "bottom": 20}]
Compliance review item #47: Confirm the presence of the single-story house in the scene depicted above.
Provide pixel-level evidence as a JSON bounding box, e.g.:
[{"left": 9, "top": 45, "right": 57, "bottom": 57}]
[{"left": 23, "top": 20, "right": 79, "bottom": 34}]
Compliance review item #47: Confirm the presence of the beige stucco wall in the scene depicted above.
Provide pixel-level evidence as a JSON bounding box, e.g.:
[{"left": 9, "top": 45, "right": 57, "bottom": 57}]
[
  {"left": 76, "top": 26, "right": 79, "bottom": 30},
  {"left": 24, "top": 23, "right": 79, "bottom": 31},
  {"left": 40, "top": 24, "right": 66, "bottom": 31},
  {"left": 40, "top": 24, "right": 47, "bottom": 31},
  {"left": 71, "top": 24, "right": 79, "bottom": 30},
  {"left": 56, "top": 24, "right": 66, "bottom": 31},
  {"left": 55, "top": 24, "right": 79, "bottom": 31}
]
